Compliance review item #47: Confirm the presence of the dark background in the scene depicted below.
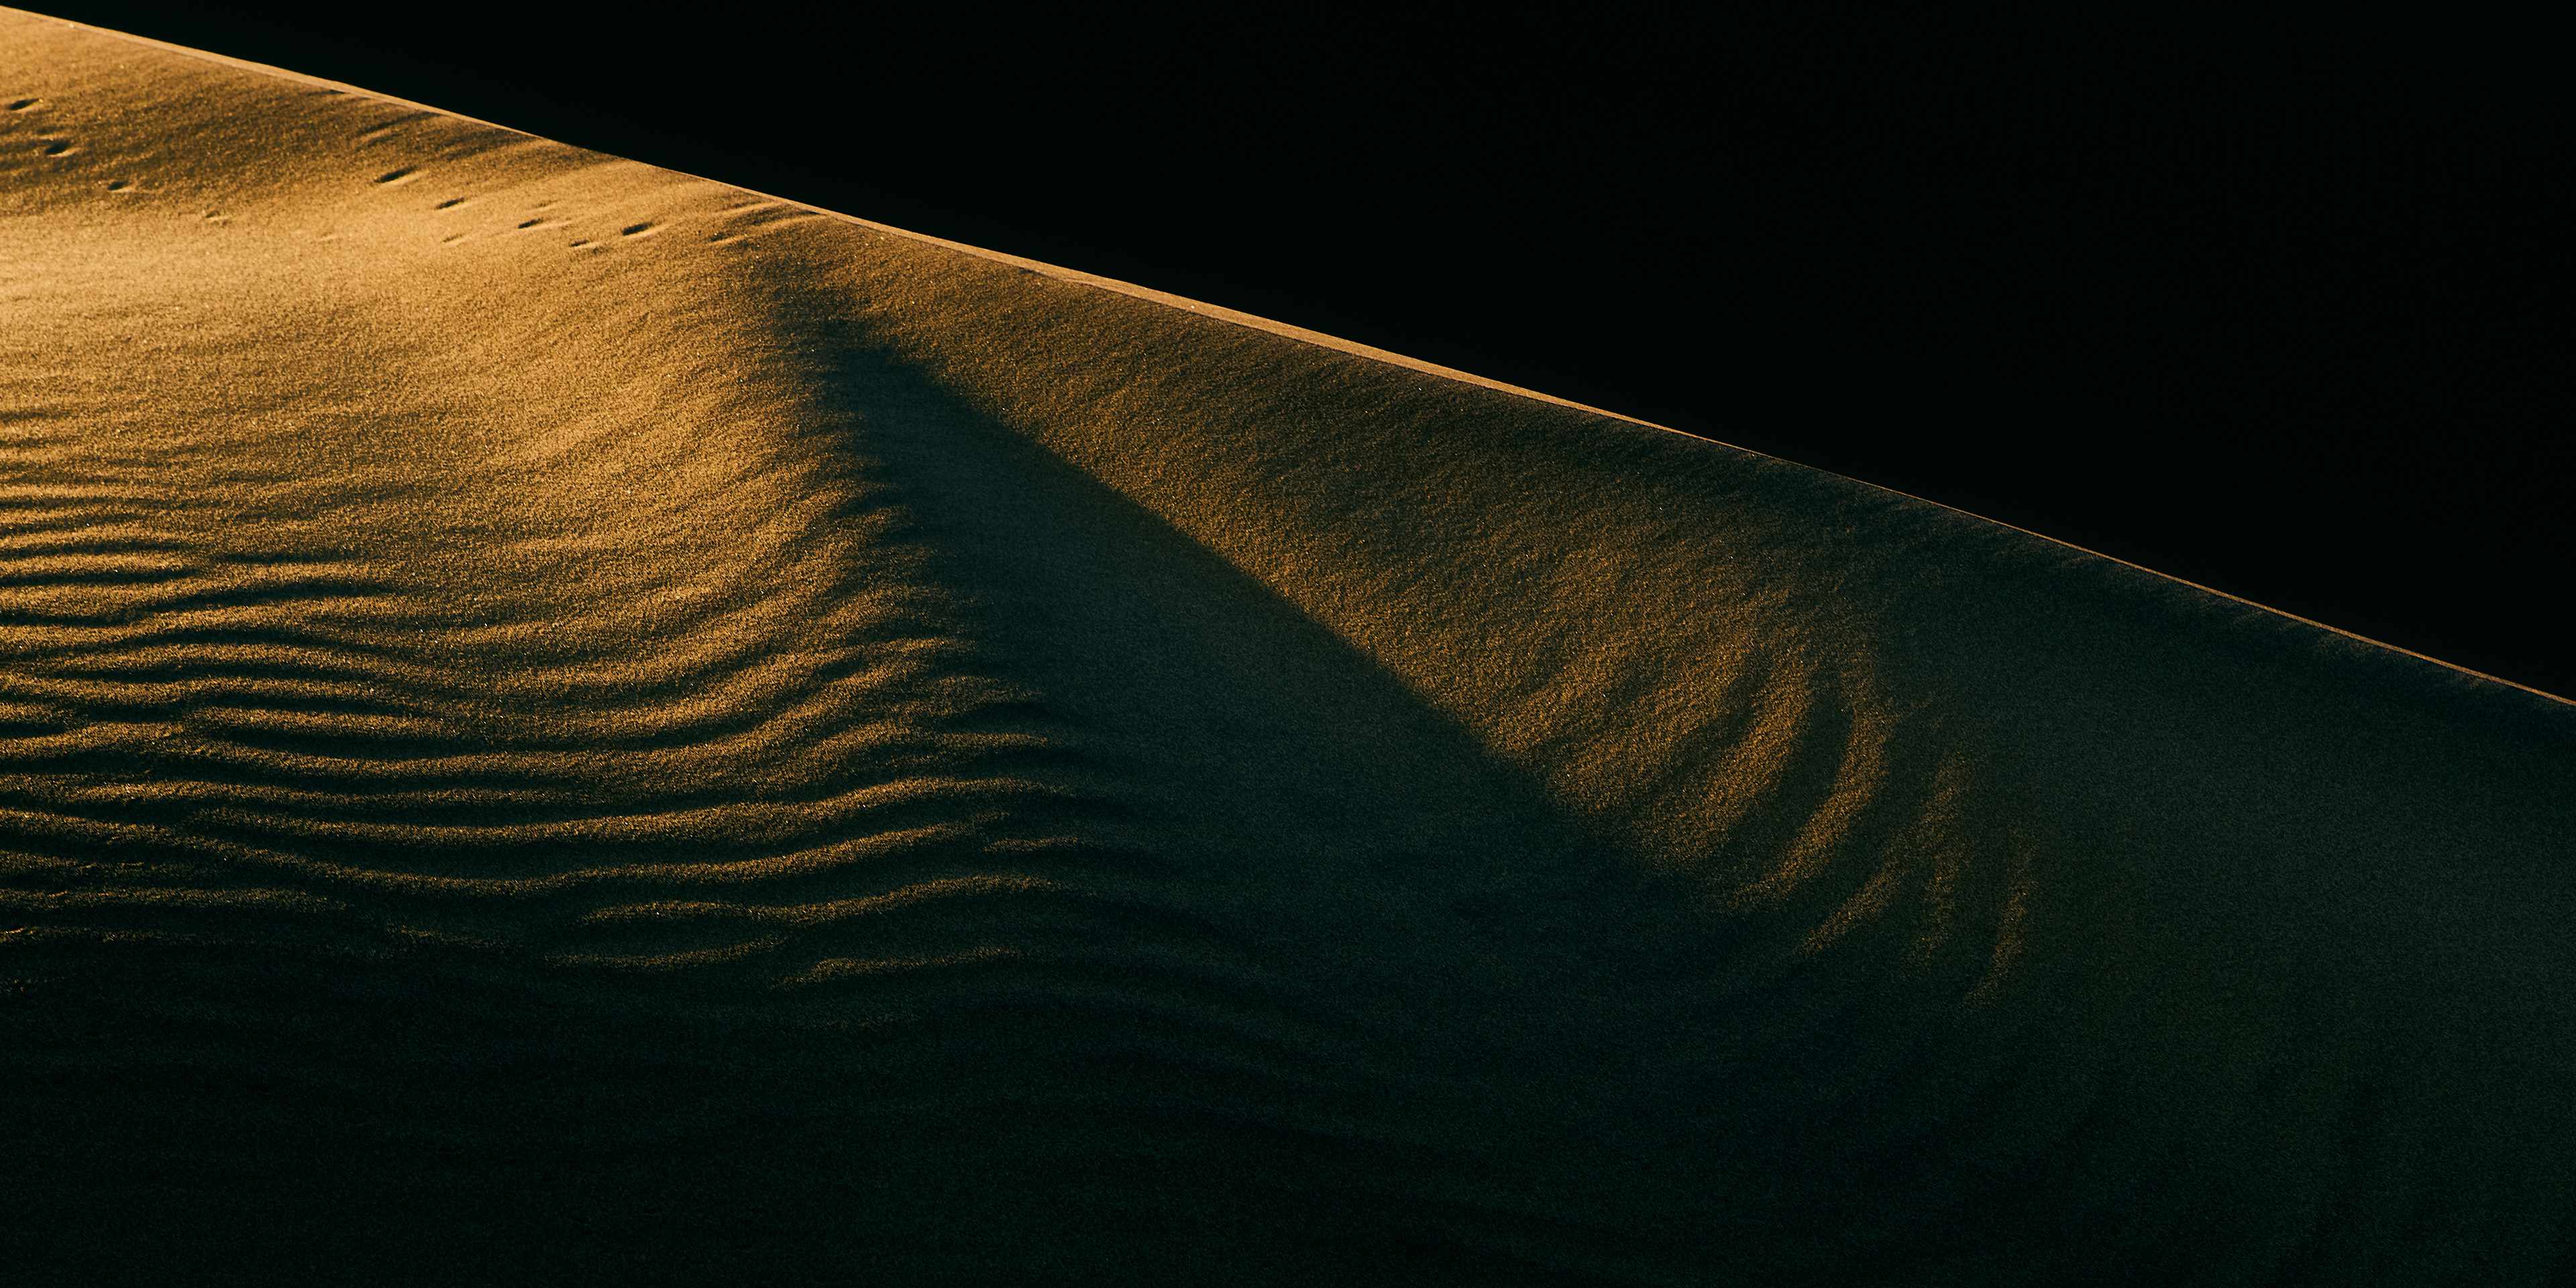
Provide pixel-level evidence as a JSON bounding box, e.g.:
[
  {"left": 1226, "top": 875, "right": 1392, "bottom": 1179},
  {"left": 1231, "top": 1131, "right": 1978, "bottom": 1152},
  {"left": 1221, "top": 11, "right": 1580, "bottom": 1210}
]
[{"left": 34, "top": 4, "right": 2571, "bottom": 696}]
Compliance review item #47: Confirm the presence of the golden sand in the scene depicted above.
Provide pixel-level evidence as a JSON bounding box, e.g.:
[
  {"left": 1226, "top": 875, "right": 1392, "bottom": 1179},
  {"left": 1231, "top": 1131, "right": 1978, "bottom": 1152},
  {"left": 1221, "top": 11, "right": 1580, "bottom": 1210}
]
[{"left": 3, "top": 9, "right": 2570, "bottom": 1282}]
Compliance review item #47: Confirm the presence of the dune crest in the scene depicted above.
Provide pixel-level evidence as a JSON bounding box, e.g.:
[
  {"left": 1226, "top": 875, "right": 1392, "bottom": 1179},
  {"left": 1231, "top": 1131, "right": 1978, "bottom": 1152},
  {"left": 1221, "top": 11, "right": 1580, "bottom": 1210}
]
[{"left": 3, "top": 10, "right": 2569, "bottom": 1283}]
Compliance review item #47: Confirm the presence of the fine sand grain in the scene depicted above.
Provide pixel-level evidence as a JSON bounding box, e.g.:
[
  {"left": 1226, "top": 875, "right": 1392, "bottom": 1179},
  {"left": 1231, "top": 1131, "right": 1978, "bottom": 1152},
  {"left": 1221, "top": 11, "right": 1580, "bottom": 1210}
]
[{"left": 3, "top": 10, "right": 2571, "bottom": 1284}]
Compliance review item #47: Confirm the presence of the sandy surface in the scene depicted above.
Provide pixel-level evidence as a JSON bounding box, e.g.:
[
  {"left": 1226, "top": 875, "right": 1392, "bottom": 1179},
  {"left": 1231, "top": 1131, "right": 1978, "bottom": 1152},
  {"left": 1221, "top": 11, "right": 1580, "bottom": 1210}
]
[{"left": 3, "top": 10, "right": 2571, "bottom": 1284}]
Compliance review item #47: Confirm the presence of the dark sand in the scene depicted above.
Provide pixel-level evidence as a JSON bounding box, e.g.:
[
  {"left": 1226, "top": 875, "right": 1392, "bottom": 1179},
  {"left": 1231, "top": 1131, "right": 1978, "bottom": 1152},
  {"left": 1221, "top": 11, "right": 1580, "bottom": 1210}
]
[{"left": 3, "top": 10, "right": 2570, "bottom": 1284}]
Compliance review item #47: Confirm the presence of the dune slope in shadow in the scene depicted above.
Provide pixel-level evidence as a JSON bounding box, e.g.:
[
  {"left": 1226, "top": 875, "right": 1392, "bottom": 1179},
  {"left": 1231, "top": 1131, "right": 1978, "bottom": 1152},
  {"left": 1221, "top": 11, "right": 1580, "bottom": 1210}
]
[{"left": 1, "top": 11, "right": 2571, "bottom": 1284}]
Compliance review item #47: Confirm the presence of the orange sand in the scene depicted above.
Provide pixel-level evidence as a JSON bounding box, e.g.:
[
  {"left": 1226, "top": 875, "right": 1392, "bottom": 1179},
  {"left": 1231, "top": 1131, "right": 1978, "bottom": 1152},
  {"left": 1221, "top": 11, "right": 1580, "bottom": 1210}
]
[{"left": 3, "top": 9, "right": 2569, "bottom": 1283}]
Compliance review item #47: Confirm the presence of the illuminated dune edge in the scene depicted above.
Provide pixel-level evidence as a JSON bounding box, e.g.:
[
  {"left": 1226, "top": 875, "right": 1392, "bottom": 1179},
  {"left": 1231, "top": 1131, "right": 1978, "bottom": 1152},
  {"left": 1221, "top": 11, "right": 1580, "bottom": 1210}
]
[{"left": 2, "top": 10, "right": 2569, "bottom": 1283}]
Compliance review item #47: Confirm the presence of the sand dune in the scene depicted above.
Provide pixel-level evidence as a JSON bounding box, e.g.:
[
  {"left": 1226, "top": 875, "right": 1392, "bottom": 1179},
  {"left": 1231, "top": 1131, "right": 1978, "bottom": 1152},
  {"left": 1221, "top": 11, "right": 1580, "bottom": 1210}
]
[{"left": 3, "top": 10, "right": 2571, "bottom": 1283}]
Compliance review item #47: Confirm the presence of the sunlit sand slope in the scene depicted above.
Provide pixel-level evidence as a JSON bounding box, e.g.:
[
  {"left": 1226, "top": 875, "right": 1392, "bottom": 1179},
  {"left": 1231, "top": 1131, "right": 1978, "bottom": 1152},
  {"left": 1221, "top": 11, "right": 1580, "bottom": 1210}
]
[{"left": 3, "top": 11, "right": 2570, "bottom": 1284}]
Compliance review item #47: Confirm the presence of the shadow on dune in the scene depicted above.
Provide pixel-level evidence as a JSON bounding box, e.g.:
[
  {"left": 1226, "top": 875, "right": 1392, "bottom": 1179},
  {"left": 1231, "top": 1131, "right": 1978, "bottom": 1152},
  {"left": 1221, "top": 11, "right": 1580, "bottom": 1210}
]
[
  {"left": 7, "top": 164, "right": 2572, "bottom": 1283},
  {"left": 7, "top": 272, "right": 1719, "bottom": 1283},
  {"left": 759, "top": 257, "right": 2576, "bottom": 1285},
  {"left": 625, "top": 272, "right": 2077, "bottom": 1284},
  {"left": 645, "top": 272, "right": 1741, "bottom": 1279}
]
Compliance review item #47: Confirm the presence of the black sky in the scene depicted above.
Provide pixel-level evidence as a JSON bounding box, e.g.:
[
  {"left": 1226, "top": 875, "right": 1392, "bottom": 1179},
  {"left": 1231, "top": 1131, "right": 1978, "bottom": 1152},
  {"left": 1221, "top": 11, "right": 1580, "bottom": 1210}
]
[{"left": 31, "top": 5, "right": 2572, "bottom": 697}]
